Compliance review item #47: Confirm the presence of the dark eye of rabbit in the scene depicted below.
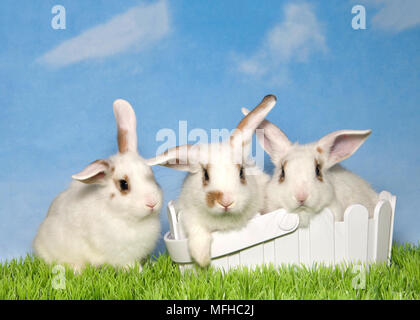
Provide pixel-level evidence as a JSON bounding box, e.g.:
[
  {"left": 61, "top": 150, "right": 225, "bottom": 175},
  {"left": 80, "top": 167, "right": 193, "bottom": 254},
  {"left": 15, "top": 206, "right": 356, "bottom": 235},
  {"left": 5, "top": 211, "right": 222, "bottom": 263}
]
[
  {"left": 202, "top": 167, "right": 210, "bottom": 186},
  {"left": 315, "top": 160, "right": 323, "bottom": 182},
  {"left": 119, "top": 179, "right": 129, "bottom": 191},
  {"left": 279, "top": 162, "right": 286, "bottom": 183},
  {"left": 239, "top": 166, "right": 246, "bottom": 184}
]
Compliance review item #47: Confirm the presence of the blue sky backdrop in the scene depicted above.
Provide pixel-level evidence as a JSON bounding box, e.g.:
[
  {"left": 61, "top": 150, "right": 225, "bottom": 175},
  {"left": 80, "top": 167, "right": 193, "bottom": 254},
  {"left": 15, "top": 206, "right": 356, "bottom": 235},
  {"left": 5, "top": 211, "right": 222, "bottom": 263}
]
[{"left": 0, "top": 0, "right": 419, "bottom": 261}]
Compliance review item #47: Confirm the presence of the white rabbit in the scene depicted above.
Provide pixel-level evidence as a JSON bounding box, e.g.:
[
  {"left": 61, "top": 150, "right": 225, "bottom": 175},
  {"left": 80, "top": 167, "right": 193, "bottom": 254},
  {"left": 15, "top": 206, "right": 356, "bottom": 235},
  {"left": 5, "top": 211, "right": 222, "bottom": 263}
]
[
  {"left": 146, "top": 95, "right": 276, "bottom": 267},
  {"left": 33, "top": 99, "right": 163, "bottom": 272},
  {"left": 242, "top": 108, "right": 378, "bottom": 227}
]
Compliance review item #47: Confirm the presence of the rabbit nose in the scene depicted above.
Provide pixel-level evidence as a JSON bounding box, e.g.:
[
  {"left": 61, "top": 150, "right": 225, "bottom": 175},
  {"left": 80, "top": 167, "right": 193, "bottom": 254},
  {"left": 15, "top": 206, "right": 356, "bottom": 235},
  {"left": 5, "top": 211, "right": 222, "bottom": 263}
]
[
  {"left": 295, "top": 191, "right": 308, "bottom": 204},
  {"left": 145, "top": 194, "right": 159, "bottom": 209},
  {"left": 206, "top": 191, "right": 234, "bottom": 210},
  {"left": 146, "top": 200, "right": 158, "bottom": 209},
  {"left": 217, "top": 195, "right": 234, "bottom": 210}
]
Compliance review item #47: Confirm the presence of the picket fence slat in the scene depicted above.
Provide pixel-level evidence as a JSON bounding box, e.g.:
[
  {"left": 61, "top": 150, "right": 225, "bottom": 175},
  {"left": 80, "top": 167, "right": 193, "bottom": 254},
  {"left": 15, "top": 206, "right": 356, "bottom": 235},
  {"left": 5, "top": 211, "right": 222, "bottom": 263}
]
[
  {"left": 298, "top": 227, "right": 311, "bottom": 265},
  {"left": 310, "top": 210, "right": 335, "bottom": 265},
  {"left": 334, "top": 222, "right": 345, "bottom": 265},
  {"left": 379, "top": 192, "right": 396, "bottom": 266},
  {"left": 345, "top": 205, "right": 369, "bottom": 263},
  {"left": 274, "top": 231, "right": 299, "bottom": 266},
  {"left": 374, "top": 200, "right": 393, "bottom": 264},
  {"left": 367, "top": 218, "right": 376, "bottom": 263},
  {"left": 263, "top": 241, "right": 276, "bottom": 265},
  {"left": 228, "top": 253, "right": 240, "bottom": 267},
  {"left": 240, "top": 245, "right": 263, "bottom": 269}
]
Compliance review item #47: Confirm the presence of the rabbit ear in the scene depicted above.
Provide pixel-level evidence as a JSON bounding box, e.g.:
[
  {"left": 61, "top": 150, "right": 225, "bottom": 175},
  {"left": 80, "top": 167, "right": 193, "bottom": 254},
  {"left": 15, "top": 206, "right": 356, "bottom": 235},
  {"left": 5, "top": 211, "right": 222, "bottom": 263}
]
[
  {"left": 230, "top": 95, "right": 277, "bottom": 154},
  {"left": 145, "top": 145, "right": 200, "bottom": 172},
  {"left": 113, "top": 99, "right": 138, "bottom": 154},
  {"left": 317, "top": 129, "right": 372, "bottom": 168},
  {"left": 72, "top": 160, "right": 111, "bottom": 184},
  {"left": 242, "top": 107, "right": 291, "bottom": 162}
]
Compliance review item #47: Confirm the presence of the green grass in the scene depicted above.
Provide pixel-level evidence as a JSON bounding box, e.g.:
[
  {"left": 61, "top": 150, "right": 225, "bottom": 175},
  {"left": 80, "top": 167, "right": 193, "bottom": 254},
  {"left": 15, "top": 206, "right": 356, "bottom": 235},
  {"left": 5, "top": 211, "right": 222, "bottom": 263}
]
[{"left": 0, "top": 243, "right": 418, "bottom": 300}]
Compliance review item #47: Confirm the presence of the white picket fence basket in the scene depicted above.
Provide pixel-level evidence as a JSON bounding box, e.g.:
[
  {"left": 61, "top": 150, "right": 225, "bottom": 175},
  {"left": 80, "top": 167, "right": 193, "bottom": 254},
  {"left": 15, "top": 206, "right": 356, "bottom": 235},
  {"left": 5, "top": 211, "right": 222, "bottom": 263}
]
[{"left": 164, "top": 191, "right": 396, "bottom": 271}]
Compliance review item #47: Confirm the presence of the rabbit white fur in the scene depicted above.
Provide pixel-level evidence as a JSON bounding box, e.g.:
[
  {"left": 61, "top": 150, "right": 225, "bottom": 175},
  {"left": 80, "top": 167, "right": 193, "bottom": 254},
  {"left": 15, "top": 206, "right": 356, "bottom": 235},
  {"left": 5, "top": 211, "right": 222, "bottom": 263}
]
[
  {"left": 147, "top": 95, "right": 276, "bottom": 267},
  {"left": 33, "top": 99, "right": 163, "bottom": 272},
  {"left": 242, "top": 108, "right": 378, "bottom": 227}
]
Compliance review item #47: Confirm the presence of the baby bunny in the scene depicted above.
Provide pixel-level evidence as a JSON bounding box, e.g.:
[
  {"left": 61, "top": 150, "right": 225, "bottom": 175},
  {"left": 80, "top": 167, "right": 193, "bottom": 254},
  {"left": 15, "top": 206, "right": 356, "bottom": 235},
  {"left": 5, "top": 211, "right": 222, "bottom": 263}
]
[
  {"left": 33, "top": 99, "right": 163, "bottom": 272},
  {"left": 147, "top": 95, "right": 276, "bottom": 267},
  {"left": 242, "top": 108, "right": 378, "bottom": 227}
]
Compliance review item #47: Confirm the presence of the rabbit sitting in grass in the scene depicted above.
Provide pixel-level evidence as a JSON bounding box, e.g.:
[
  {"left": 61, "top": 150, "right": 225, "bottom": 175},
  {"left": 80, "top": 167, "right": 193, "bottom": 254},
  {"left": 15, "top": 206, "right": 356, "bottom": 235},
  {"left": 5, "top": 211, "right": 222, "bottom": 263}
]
[{"left": 33, "top": 99, "right": 163, "bottom": 272}]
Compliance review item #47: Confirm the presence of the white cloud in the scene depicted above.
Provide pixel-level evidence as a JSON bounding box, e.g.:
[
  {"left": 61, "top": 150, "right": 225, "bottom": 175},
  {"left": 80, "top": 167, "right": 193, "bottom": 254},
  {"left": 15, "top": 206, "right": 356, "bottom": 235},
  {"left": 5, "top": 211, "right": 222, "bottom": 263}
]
[
  {"left": 37, "top": 1, "right": 170, "bottom": 67},
  {"left": 236, "top": 2, "right": 327, "bottom": 80},
  {"left": 367, "top": 0, "right": 420, "bottom": 32}
]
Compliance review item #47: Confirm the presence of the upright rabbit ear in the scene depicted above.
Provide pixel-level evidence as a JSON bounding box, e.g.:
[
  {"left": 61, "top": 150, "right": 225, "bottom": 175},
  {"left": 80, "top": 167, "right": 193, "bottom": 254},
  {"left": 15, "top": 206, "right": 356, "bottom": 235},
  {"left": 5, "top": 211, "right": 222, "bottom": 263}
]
[
  {"left": 72, "top": 160, "right": 111, "bottom": 184},
  {"left": 241, "top": 107, "right": 291, "bottom": 163},
  {"left": 316, "top": 129, "right": 372, "bottom": 169},
  {"left": 113, "top": 99, "right": 138, "bottom": 154},
  {"left": 230, "top": 95, "right": 277, "bottom": 156},
  {"left": 145, "top": 144, "right": 200, "bottom": 172}
]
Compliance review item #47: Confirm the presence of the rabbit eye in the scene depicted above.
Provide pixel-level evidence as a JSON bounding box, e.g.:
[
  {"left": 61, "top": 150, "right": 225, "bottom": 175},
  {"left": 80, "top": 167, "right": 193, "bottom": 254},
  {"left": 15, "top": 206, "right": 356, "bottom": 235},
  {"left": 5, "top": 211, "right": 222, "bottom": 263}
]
[
  {"left": 119, "top": 179, "right": 129, "bottom": 191},
  {"left": 114, "top": 175, "right": 130, "bottom": 195},
  {"left": 279, "top": 167, "right": 285, "bottom": 182},
  {"left": 239, "top": 166, "right": 246, "bottom": 184},
  {"left": 279, "top": 160, "right": 287, "bottom": 183},
  {"left": 202, "top": 166, "right": 210, "bottom": 186},
  {"left": 315, "top": 161, "right": 323, "bottom": 182}
]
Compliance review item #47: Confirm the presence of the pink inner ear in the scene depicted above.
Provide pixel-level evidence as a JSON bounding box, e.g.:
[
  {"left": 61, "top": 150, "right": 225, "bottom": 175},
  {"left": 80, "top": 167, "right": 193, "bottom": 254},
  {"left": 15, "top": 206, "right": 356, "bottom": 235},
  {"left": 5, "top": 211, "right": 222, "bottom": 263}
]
[
  {"left": 72, "top": 160, "right": 109, "bottom": 183},
  {"left": 330, "top": 134, "right": 362, "bottom": 162},
  {"left": 94, "top": 172, "right": 106, "bottom": 179}
]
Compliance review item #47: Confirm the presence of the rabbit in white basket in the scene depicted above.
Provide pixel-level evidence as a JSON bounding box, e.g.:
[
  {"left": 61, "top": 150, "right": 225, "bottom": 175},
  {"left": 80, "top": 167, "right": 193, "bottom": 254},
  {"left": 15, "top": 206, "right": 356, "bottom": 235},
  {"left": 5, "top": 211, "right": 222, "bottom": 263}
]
[
  {"left": 146, "top": 95, "right": 276, "bottom": 267},
  {"left": 242, "top": 108, "right": 378, "bottom": 227},
  {"left": 33, "top": 99, "right": 163, "bottom": 272}
]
